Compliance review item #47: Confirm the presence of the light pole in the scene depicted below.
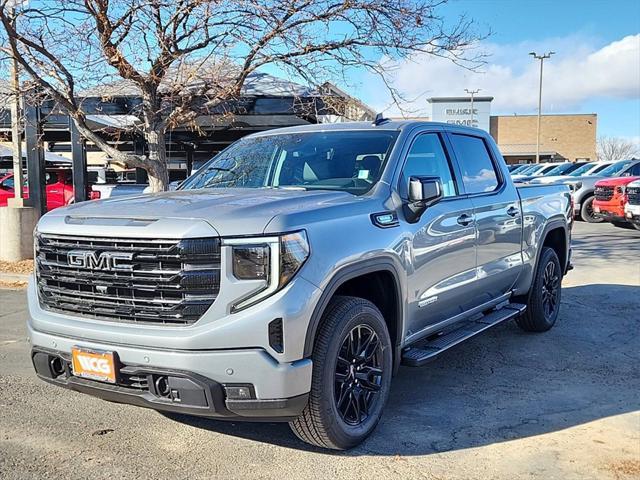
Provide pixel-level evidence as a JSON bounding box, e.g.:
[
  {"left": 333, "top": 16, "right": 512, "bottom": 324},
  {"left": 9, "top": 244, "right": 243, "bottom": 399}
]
[
  {"left": 465, "top": 88, "right": 480, "bottom": 127},
  {"left": 530, "top": 51, "right": 554, "bottom": 163},
  {"left": 9, "top": 3, "right": 24, "bottom": 202}
]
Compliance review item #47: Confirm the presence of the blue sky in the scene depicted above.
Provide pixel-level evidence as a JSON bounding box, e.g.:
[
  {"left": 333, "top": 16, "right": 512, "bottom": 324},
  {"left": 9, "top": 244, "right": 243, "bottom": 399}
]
[{"left": 354, "top": 0, "right": 640, "bottom": 142}]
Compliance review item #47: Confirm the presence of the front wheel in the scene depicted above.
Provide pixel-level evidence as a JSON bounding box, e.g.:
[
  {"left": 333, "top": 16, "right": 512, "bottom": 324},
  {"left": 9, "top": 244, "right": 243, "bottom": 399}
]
[
  {"left": 517, "top": 247, "right": 562, "bottom": 332},
  {"left": 580, "top": 196, "right": 603, "bottom": 223},
  {"left": 290, "top": 296, "right": 393, "bottom": 450}
]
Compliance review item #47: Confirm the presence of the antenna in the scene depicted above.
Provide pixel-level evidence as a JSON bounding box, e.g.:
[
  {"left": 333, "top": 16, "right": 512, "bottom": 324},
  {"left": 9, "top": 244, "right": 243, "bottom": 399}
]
[{"left": 373, "top": 113, "right": 389, "bottom": 126}]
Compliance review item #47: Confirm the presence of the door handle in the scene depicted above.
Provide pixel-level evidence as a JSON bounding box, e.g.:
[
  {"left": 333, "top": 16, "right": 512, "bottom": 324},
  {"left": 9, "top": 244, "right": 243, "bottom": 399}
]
[
  {"left": 456, "top": 214, "right": 473, "bottom": 226},
  {"left": 507, "top": 206, "right": 520, "bottom": 217}
]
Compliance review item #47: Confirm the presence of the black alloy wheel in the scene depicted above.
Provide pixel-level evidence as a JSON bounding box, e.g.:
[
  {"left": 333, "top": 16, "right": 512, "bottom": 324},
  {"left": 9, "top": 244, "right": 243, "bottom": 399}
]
[
  {"left": 334, "top": 324, "right": 384, "bottom": 426},
  {"left": 516, "top": 247, "right": 562, "bottom": 332},
  {"left": 541, "top": 260, "right": 560, "bottom": 320},
  {"left": 290, "top": 296, "right": 392, "bottom": 450}
]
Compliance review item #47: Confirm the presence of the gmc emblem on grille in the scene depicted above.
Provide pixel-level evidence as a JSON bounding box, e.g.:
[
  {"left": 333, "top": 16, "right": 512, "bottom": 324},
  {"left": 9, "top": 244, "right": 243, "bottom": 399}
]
[{"left": 67, "top": 250, "right": 134, "bottom": 271}]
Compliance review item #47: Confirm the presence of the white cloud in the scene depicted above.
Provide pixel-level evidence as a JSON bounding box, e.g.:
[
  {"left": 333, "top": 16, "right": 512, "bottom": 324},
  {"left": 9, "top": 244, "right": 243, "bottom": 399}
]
[{"left": 369, "top": 34, "right": 640, "bottom": 116}]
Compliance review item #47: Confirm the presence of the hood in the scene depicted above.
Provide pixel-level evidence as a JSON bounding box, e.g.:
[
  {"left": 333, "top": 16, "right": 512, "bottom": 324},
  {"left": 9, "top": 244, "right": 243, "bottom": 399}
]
[
  {"left": 594, "top": 176, "right": 640, "bottom": 187},
  {"left": 45, "top": 187, "right": 362, "bottom": 236}
]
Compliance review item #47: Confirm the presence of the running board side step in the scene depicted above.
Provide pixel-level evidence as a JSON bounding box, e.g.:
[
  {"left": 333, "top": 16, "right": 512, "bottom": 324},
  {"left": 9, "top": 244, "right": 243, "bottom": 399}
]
[{"left": 401, "top": 303, "right": 526, "bottom": 367}]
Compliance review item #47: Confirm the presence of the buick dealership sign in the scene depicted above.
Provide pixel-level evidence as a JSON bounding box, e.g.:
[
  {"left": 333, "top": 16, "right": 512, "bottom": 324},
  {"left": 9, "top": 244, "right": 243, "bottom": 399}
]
[{"left": 427, "top": 96, "right": 493, "bottom": 132}]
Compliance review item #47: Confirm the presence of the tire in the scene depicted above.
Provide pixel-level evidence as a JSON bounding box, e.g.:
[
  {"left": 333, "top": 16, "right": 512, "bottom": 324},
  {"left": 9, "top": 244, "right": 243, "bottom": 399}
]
[
  {"left": 580, "top": 196, "right": 603, "bottom": 223},
  {"left": 290, "top": 296, "right": 393, "bottom": 450},
  {"left": 517, "top": 247, "right": 562, "bottom": 332},
  {"left": 633, "top": 223, "right": 640, "bottom": 232}
]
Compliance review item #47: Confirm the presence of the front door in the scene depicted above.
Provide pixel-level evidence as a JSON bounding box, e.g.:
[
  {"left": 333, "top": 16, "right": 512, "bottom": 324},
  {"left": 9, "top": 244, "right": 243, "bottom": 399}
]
[{"left": 400, "top": 132, "right": 477, "bottom": 340}]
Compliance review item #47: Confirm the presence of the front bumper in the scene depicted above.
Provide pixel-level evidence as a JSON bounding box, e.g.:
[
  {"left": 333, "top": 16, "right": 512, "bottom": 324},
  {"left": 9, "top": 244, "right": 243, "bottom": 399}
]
[
  {"left": 593, "top": 210, "right": 627, "bottom": 223},
  {"left": 29, "top": 326, "right": 311, "bottom": 420},
  {"left": 625, "top": 204, "right": 640, "bottom": 224}
]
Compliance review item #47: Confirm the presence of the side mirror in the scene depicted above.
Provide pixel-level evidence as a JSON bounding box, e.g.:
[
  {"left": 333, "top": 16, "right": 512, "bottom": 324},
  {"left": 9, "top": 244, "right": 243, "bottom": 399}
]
[{"left": 405, "top": 176, "right": 443, "bottom": 223}]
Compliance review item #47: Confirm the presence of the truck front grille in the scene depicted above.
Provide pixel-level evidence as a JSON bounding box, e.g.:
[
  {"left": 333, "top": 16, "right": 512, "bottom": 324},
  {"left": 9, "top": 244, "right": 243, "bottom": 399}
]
[
  {"left": 35, "top": 233, "right": 220, "bottom": 325},
  {"left": 594, "top": 185, "right": 614, "bottom": 201},
  {"left": 628, "top": 187, "right": 640, "bottom": 205}
]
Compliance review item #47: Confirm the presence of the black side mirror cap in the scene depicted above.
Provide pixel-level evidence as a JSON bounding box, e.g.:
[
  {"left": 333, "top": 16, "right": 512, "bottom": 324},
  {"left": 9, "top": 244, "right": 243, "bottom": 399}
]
[{"left": 405, "top": 176, "right": 443, "bottom": 223}]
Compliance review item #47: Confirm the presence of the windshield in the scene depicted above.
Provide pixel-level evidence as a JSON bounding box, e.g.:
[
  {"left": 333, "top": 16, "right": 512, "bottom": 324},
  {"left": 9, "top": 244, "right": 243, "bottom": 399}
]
[
  {"left": 569, "top": 162, "right": 596, "bottom": 176},
  {"left": 522, "top": 164, "right": 546, "bottom": 175},
  {"left": 181, "top": 130, "right": 398, "bottom": 195},
  {"left": 545, "top": 163, "right": 575, "bottom": 176},
  {"left": 598, "top": 160, "right": 633, "bottom": 177},
  {"left": 511, "top": 165, "right": 529, "bottom": 174},
  {"left": 515, "top": 165, "right": 537, "bottom": 175},
  {"left": 536, "top": 165, "right": 557, "bottom": 175}
]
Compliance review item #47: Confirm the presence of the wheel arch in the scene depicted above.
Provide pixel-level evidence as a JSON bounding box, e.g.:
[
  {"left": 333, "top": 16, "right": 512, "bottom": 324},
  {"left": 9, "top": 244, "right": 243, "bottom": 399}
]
[
  {"left": 542, "top": 224, "right": 568, "bottom": 270},
  {"left": 303, "top": 258, "right": 404, "bottom": 371}
]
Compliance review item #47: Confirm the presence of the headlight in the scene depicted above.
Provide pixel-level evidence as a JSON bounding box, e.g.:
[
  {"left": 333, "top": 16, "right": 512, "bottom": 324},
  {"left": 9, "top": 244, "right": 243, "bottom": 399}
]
[
  {"left": 616, "top": 186, "right": 626, "bottom": 194},
  {"left": 232, "top": 245, "right": 270, "bottom": 280},
  {"left": 568, "top": 181, "right": 582, "bottom": 192},
  {"left": 224, "top": 231, "right": 309, "bottom": 312}
]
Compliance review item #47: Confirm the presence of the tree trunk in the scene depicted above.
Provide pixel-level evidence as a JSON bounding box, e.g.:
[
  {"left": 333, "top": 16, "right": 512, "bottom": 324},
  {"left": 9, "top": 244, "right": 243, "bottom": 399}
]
[{"left": 144, "top": 128, "right": 169, "bottom": 192}]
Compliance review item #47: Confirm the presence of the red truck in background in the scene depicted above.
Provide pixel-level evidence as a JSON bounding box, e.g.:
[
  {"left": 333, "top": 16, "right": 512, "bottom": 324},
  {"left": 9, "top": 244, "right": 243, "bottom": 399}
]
[
  {"left": 0, "top": 169, "right": 100, "bottom": 210},
  {"left": 593, "top": 176, "right": 640, "bottom": 229}
]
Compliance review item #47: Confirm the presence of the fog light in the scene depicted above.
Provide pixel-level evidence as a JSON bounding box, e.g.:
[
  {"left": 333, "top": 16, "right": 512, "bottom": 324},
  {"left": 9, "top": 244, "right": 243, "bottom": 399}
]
[{"left": 224, "top": 384, "right": 255, "bottom": 400}]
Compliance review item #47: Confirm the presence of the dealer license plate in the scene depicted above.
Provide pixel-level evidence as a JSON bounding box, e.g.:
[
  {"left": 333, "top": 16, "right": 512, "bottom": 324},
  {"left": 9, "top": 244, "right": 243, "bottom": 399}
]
[{"left": 71, "top": 347, "right": 117, "bottom": 383}]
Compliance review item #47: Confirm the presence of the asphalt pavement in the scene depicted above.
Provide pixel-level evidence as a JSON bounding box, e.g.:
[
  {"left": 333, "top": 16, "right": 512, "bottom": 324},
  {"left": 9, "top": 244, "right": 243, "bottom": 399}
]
[{"left": 1, "top": 221, "right": 639, "bottom": 479}]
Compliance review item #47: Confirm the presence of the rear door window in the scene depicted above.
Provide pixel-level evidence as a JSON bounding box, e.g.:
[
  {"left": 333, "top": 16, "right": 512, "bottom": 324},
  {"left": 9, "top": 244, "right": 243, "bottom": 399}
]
[{"left": 449, "top": 134, "right": 500, "bottom": 194}]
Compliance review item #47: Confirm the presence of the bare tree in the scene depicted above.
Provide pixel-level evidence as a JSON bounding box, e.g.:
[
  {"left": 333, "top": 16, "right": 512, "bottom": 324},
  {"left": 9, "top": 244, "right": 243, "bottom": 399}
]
[
  {"left": 0, "top": 0, "right": 485, "bottom": 192},
  {"left": 597, "top": 136, "right": 640, "bottom": 163}
]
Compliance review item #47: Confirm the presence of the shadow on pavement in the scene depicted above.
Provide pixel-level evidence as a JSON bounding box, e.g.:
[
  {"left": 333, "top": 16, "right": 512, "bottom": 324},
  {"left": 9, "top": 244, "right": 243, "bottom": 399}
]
[{"left": 163, "top": 283, "right": 640, "bottom": 455}]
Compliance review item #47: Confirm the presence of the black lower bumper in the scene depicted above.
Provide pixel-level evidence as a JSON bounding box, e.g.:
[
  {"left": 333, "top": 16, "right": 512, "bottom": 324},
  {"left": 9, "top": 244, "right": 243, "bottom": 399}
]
[
  {"left": 31, "top": 348, "right": 308, "bottom": 422},
  {"left": 594, "top": 211, "right": 627, "bottom": 223}
]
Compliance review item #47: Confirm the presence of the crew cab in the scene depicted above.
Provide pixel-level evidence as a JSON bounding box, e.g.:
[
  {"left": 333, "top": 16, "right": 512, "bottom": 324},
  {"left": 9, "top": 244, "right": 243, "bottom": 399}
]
[
  {"left": 0, "top": 169, "right": 100, "bottom": 210},
  {"left": 27, "top": 121, "right": 572, "bottom": 450},
  {"left": 593, "top": 176, "right": 640, "bottom": 228}
]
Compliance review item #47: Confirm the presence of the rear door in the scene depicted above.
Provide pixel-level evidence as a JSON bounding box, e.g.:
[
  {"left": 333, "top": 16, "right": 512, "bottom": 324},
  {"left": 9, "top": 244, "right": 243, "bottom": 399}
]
[
  {"left": 446, "top": 132, "right": 523, "bottom": 304},
  {"left": 399, "top": 131, "right": 477, "bottom": 339}
]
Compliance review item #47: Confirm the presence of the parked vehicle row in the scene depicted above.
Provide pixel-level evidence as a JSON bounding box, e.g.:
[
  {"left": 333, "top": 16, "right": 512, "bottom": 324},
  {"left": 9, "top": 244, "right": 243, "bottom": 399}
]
[
  {"left": 508, "top": 158, "right": 640, "bottom": 231},
  {"left": 593, "top": 176, "right": 640, "bottom": 231},
  {"left": 0, "top": 167, "right": 151, "bottom": 210},
  {"left": 0, "top": 169, "right": 101, "bottom": 209}
]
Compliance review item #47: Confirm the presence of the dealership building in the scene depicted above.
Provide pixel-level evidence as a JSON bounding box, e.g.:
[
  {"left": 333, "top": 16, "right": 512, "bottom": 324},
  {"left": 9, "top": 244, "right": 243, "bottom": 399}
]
[{"left": 428, "top": 96, "right": 597, "bottom": 164}]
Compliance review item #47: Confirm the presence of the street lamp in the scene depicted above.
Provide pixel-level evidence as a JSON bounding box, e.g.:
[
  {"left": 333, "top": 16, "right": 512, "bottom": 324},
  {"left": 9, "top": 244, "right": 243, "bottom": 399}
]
[
  {"left": 529, "top": 51, "right": 555, "bottom": 164},
  {"left": 465, "top": 88, "right": 480, "bottom": 127}
]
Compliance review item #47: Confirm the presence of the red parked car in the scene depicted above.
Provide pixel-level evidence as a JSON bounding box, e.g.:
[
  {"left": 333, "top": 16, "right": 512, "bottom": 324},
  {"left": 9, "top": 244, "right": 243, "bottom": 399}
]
[
  {"left": 593, "top": 176, "right": 640, "bottom": 228},
  {"left": 0, "top": 169, "right": 100, "bottom": 210}
]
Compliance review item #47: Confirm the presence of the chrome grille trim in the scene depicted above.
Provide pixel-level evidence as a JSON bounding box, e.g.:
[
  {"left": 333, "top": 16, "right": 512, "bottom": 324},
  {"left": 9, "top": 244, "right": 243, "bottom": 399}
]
[
  {"left": 594, "top": 185, "right": 614, "bottom": 201},
  {"left": 36, "top": 233, "right": 220, "bottom": 325}
]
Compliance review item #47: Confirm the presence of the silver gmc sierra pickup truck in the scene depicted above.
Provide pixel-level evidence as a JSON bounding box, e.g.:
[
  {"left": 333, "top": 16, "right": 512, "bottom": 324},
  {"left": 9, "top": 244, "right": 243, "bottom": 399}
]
[{"left": 28, "top": 120, "right": 572, "bottom": 449}]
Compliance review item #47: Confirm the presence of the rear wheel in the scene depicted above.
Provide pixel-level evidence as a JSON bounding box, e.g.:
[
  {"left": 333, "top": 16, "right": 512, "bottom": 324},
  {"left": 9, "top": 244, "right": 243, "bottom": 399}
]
[
  {"left": 580, "top": 196, "right": 602, "bottom": 223},
  {"left": 290, "top": 296, "right": 392, "bottom": 450},
  {"left": 517, "top": 247, "right": 562, "bottom": 332}
]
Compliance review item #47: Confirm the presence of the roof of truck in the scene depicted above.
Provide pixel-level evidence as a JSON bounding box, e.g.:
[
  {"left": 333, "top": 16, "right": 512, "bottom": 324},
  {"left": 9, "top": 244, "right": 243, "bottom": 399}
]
[{"left": 248, "top": 120, "right": 485, "bottom": 137}]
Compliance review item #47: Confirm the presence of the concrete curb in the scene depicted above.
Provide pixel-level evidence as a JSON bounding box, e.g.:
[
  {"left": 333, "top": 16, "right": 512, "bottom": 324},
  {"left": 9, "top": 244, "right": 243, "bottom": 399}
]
[{"left": 0, "top": 272, "right": 31, "bottom": 282}]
